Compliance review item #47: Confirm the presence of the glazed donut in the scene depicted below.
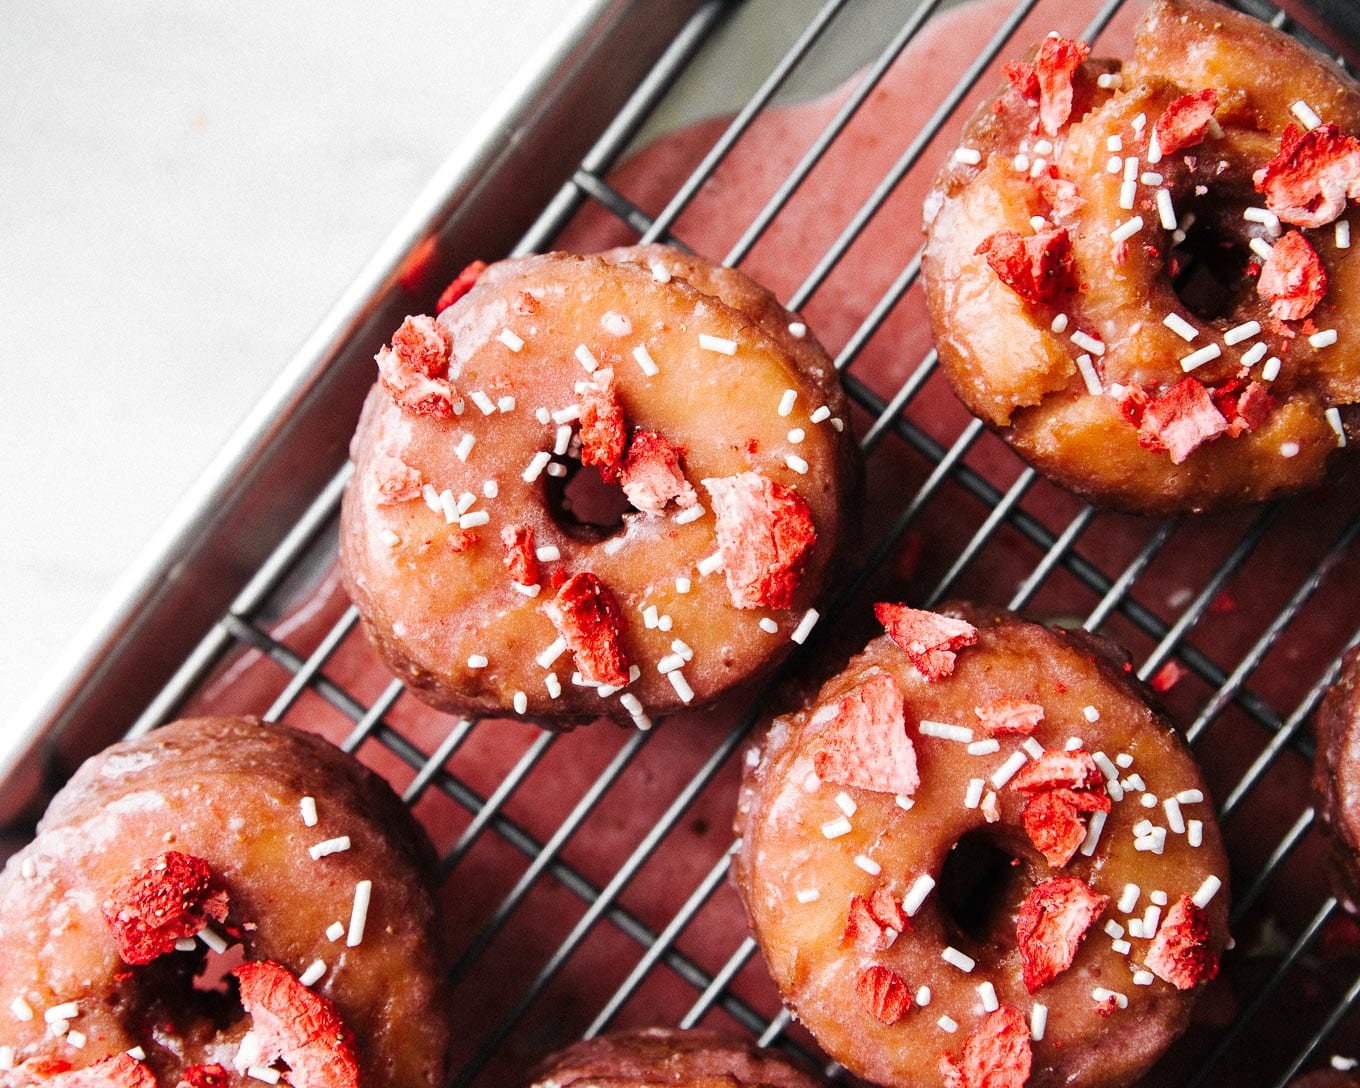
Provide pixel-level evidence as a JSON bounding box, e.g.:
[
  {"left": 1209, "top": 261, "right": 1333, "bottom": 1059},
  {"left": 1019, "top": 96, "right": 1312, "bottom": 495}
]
[
  {"left": 341, "top": 244, "right": 858, "bottom": 727},
  {"left": 522, "top": 1027, "right": 825, "bottom": 1088},
  {"left": 1290, "top": 1071, "right": 1360, "bottom": 1088},
  {"left": 0, "top": 717, "right": 448, "bottom": 1088},
  {"left": 923, "top": 0, "right": 1360, "bottom": 515},
  {"left": 733, "top": 604, "right": 1229, "bottom": 1088},
  {"left": 1314, "top": 644, "right": 1360, "bottom": 912}
]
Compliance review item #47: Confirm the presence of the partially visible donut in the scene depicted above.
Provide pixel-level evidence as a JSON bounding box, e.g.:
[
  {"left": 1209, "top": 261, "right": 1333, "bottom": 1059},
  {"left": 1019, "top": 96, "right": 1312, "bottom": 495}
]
[
  {"left": 522, "top": 1027, "right": 825, "bottom": 1088},
  {"left": 923, "top": 0, "right": 1360, "bottom": 515},
  {"left": 341, "top": 245, "right": 858, "bottom": 728},
  {"left": 1290, "top": 1071, "right": 1360, "bottom": 1088},
  {"left": 1314, "top": 644, "right": 1360, "bottom": 912},
  {"left": 0, "top": 717, "right": 448, "bottom": 1088},
  {"left": 734, "top": 605, "right": 1229, "bottom": 1088}
]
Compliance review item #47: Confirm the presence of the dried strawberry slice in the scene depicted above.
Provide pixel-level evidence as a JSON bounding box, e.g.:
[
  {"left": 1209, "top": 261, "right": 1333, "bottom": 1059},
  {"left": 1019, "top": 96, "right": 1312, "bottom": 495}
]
[
  {"left": 1136, "top": 377, "right": 1229, "bottom": 464},
  {"left": 372, "top": 450, "right": 423, "bottom": 505},
  {"left": 1016, "top": 875, "right": 1109, "bottom": 991},
  {"left": 446, "top": 528, "right": 479, "bottom": 554},
  {"left": 47, "top": 1055, "right": 156, "bottom": 1088},
  {"left": 179, "top": 1064, "right": 230, "bottom": 1088},
  {"left": 1255, "top": 122, "right": 1360, "bottom": 228},
  {"left": 812, "top": 671, "right": 918, "bottom": 797},
  {"left": 1145, "top": 895, "right": 1219, "bottom": 990},
  {"left": 541, "top": 571, "right": 630, "bottom": 688},
  {"left": 1258, "top": 230, "right": 1328, "bottom": 321},
  {"left": 234, "top": 961, "right": 360, "bottom": 1088},
  {"left": 435, "top": 259, "right": 487, "bottom": 313},
  {"left": 578, "top": 369, "right": 627, "bottom": 480},
  {"left": 1035, "top": 35, "right": 1090, "bottom": 135},
  {"left": 875, "top": 604, "right": 979, "bottom": 682},
  {"left": 1150, "top": 659, "right": 1187, "bottom": 693},
  {"left": 702, "top": 472, "right": 817, "bottom": 610},
  {"left": 1213, "top": 378, "right": 1277, "bottom": 438},
  {"left": 939, "top": 1006, "right": 1033, "bottom": 1088},
  {"left": 501, "top": 524, "right": 539, "bottom": 587},
  {"left": 975, "top": 227, "right": 1076, "bottom": 305},
  {"left": 856, "top": 965, "right": 912, "bottom": 1025},
  {"left": 975, "top": 697, "right": 1044, "bottom": 736},
  {"left": 1021, "top": 788, "right": 1111, "bottom": 868},
  {"left": 844, "top": 886, "right": 911, "bottom": 951},
  {"left": 1154, "top": 89, "right": 1219, "bottom": 156},
  {"left": 376, "top": 314, "right": 457, "bottom": 419},
  {"left": 619, "top": 430, "right": 697, "bottom": 514},
  {"left": 1031, "top": 167, "right": 1084, "bottom": 219},
  {"left": 102, "top": 851, "right": 229, "bottom": 966},
  {"left": 1004, "top": 60, "right": 1040, "bottom": 103},
  {"left": 1010, "top": 749, "right": 1103, "bottom": 793}
]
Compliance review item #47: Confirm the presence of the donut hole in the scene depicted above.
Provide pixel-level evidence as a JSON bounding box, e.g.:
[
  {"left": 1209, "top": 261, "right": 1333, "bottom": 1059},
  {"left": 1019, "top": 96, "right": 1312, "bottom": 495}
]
[
  {"left": 130, "top": 951, "right": 249, "bottom": 1034},
  {"left": 938, "top": 831, "right": 1031, "bottom": 944},
  {"left": 1168, "top": 207, "right": 1255, "bottom": 321},
  {"left": 547, "top": 463, "right": 632, "bottom": 542}
]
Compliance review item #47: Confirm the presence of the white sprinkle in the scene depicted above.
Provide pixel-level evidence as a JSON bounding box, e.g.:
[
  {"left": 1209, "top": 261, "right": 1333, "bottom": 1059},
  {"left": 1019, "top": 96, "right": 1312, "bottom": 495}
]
[
  {"left": 810, "top": 405, "right": 831, "bottom": 424},
  {"left": 1244, "top": 206, "right": 1283, "bottom": 236},
  {"left": 1104, "top": 920, "right": 1125, "bottom": 941},
  {"left": 1239, "top": 342, "right": 1268, "bottom": 368},
  {"left": 835, "top": 791, "right": 857, "bottom": 817},
  {"left": 1140, "top": 793, "right": 1158, "bottom": 809},
  {"left": 1097, "top": 71, "right": 1123, "bottom": 89},
  {"left": 1133, "top": 970, "right": 1155, "bottom": 986},
  {"left": 920, "top": 720, "right": 974, "bottom": 743},
  {"left": 65, "top": 1034, "right": 86, "bottom": 1052},
  {"left": 1075, "top": 353, "right": 1103, "bottom": 396},
  {"left": 326, "top": 922, "right": 345, "bottom": 942},
  {"left": 300, "top": 796, "right": 318, "bottom": 827},
  {"left": 699, "top": 333, "right": 738, "bottom": 356},
  {"left": 787, "top": 321, "right": 811, "bottom": 341},
  {"left": 1193, "top": 875, "right": 1223, "bottom": 908},
  {"left": 1144, "top": 905, "right": 1162, "bottom": 936},
  {"left": 791, "top": 609, "right": 819, "bottom": 644},
  {"left": 917, "top": 986, "right": 932, "bottom": 1006},
  {"left": 671, "top": 640, "right": 694, "bottom": 661},
  {"left": 777, "top": 389, "right": 799, "bottom": 418},
  {"left": 552, "top": 404, "right": 581, "bottom": 425},
  {"left": 449, "top": 433, "right": 476, "bottom": 464},
  {"left": 1032, "top": 139, "right": 1054, "bottom": 156},
  {"left": 248, "top": 1067, "right": 281, "bottom": 1084},
  {"left": 627, "top": 344, "right": 661, "bottom": 378},
  {"left": 1124, "top": 156, "right": 1139, "bottom": 182},
  {"left": 523, "top": 451, "right": 552, "bottom": 482},
  {"left": 467, "top": 654, "right": 489, "bottom": 670},
  {"left": 175, "top": 937, "right": 197, "bottom": 952},
  {"left": 1119, "top": 883, "right": 1141, "bottom": 913},
  {"left": 1021, "top": 737, "right": 1046, "bottom": 761},
  {"left": 1282, "top": 440, "right": 1301, "bottom": 458},
  {"left": 48, "top": 1019, "right": 69, "bottom": 1038},
  {"left": 785, "top": 454, "right": 809, "bottom": 475},
  {"left": 830, "top": 417, "right": 844, "bottom": 431},
  {"left": 750, "top": 618, "right": 776, "bottom": 637},
  {"left": 938, "top": 1015, "right": 959, "bottom": 1033},
  {"left": 787, "top": 427, "right": 806, "bottom": 444},
  {"left": 0, "top": 1047, "right": 12, "bottom": 1071},
  {"left": 1147, "top": 126, "right": 1164, "bottom": 163},
  {"left": 967, "top": 738, "right": 1001, "bottom": 756},
  {"left": 668, "top": 670, "right": 695, "bottom": 704},
  {"left": 1080, "top": 810, "right": 1108, "bottom": 856},
  {"left": 498, "top": 396, "right": 516, "bottom": 413},
  {"left": 545, "top": 462, "right": 568, "bottom": 479},
  {"left": 1133, "top": 819, "right": 1155, "bottom": 837},
  {"left": 1188, "top": 820, "right": 1204, "bottom": 847},
  {"left": 20, "top": 858, "right": 35, "bottom": 879},
  {"left": 1313, "top": 329, "right": 1340, "bottom": 349},
  {"left": 1092, "top": 987, "right": 1129, "bottom": 1009},
  {"left": 821, "top": 816, "right": 852, "bottom": 839},
  {"left": 650, "top": 261, "right": 672, "bottom": 283},
  {"left": 991, "top": 750, "right": 1028, "bottom": 789},
  {"left": 903, "top": 874, "right": 936, "bottom": 916},
  {"left": 855, "top": 855, "right": 883, "bottom": 876},
  {"left": 436, "top": 488, "right": 458, "bottom": 524},
  {"left": 896, "top": 795, "right": 915, "bottom": 811},
  {"left": 643, "top": 604, "right": 660, "bottom": 629},
  {"left": 1119, "top": 180, "right": 1138, "bottom": 211},
  {"left": 459, "top": 510, "right": 490, "bottom": 529},
  {"left": 796, "top": 887, "right": 821, "bottom": 904},
  {"left": 943, "top": 946, "right": 976, "bottom": 973},
  {"left": 548, "top": 424, "right": 571, "bottom": 457},
  {"left": 1014, "top": 153, "right": 1031, "bottom": 172},
  {"left": 1338, "top": 219, "right": 1352, "bottom": 249},
  {"left": 1107, "top": 134, "right": 1124, "bottom": 152},
  {"left": 1112, "top": 938, "right": 1132, "bottom": 955},
  {"left": 1051, "top": 313, "right": 1069, "bottom": 333},
  {"left": 196, "top": 924, "right": 227, "bottom": 953},
  {"left": 309, "top": 836, "right": 352, "bottom": 860},
  {"left": 1151, "top": 889, "right": 1169, "bottom": 906},
  {"left": 1333, "top": 1056, "right": 1360, "bottom": 1072},
  {"left": 574, "top": 344, "right": 600, "bottom": 373},
  {"left": 377, "top": 528, "right": 401, "bottom": 548},
  {"left": 964, "top": 778, "right": 985, "bottom": 809},
  {"left": 470, "top": 390, "right": 497, "bottom": 416},
  {"left": 697, "top": 552, "right": 724, "bottom": 577},
  {"left": 1291, "top": 99, "right": 1323, "bottom": 130},
  {"left": 1155, "top": 189, "right": 1178, "bottom": 231},
  {"left": 1106, "top": 155, "right": 1123, "bottom": 175},
  {"left": 298, "top": 959, "right": 326, "bottom": 987},
  {"left": 1081, "top": 705, "right": 1101, "bottom": 724},
  {"left": 512, "top": 582, "right": 542, "bottom": 598},
  {"left": 1180, "top": 343, "right": 1222, "bottom": 372},
  {"left": 1115, "top": 753, "right": 1134, "bottom": 768},
  {"left": 545, "top": 673, "right": 563, "bottom": 699},
  {"left": 1111, "top": 215, "right": 1144, "bottom": 244},
  {"left": 1164, "top": 797, "right": 1186, "bottom": 834},
  {"left": 44, "top": 1002, "right": 78, "bottom": 1024},
  {"left": 657, "top": 654, "right": 684, "bottom": 675},
  {"left": 535, "top": 406, "right": 551, "bottom": 424},
  {"left": 498, "top": 328, "right": 525, "bottom": 352},
  {"left": 1250, "top": 236, "right": 1275, "bottom": 261},
  {"left": 347, "top": 880, "right": 372, "bottom": 947},
  {"left": 1030, "top": 215, "right": 1048, "bottom": 232},
  {"left": 1141, "top": 171, "right": 1164, "bottom": 186},
  {"left": 978, "top": 980, "right": 999, "bottom": 1012},
  {"left": 536, "top": 637, "right": 568, "bottom": 669},
  {"left": 511, "top": 690, "right": 528, "bottom": 715},
  {"left": 1224, "top": 320, "right": 1261, "bottom": 346},
  {"left": 572, "top": 671, "right": 598, "bottom": 689},
  {"left": 1262, "top": 356, "right": 1282, "bottom": 382},
  {"left": 1029, "top": 157, "right": 1048, "bottom": 177},
  {"left": 1065, "top": 736, "right": 1085, "bottom": 751},
  {"left": 675, "top": 576, "right": 692, "bottom": 594},
  {"left": 1071, "top": 330, "right": 1106, "bottom": 356},
  {"left": 954, "top": 146, "right": 982, "bottom": 165},
  {"left": 1132, "top": 112, "right": 1147, "bottom": 132},
  {"left": 1030, "top": 1003, "right": 1048, "bottom": 1040},
  {"left": 672, "top": 502, "right": 706, "bottom": 526}
]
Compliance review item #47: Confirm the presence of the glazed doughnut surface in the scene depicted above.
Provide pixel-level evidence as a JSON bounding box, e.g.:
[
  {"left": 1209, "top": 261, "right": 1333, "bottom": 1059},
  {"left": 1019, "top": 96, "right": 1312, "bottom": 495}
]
[
  {"left": 734, "top": 606, "right": 1229, "bottom": 1088},
  {"left": 1314, "top": 644, "right": 1360, "bottom": 913},
  {"left": 924, "top": 0, "right": 1360, "bottom": 514}
]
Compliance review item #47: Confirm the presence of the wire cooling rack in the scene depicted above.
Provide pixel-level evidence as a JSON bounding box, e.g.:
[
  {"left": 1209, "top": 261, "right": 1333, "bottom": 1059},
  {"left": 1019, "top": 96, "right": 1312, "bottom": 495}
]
[{"left": 14, "top": 0, "right": 1360, "bottom": 1085}]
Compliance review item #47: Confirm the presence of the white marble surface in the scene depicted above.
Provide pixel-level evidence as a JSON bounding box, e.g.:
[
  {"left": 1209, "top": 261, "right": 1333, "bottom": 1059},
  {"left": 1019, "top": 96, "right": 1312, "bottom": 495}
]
[{"left": 0, "top": 0, "right": 579, "bottom": 728}]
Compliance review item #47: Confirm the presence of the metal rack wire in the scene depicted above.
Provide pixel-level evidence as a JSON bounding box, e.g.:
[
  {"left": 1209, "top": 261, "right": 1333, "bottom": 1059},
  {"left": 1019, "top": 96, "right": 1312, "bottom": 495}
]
[{"left": 18, "top": 0, "right": 1360, "bottom": 1085}]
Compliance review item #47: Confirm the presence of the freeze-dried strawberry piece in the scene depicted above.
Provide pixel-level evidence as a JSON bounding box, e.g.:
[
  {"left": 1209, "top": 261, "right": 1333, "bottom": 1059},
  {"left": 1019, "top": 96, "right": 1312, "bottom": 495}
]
[
  {"left": 812, "top": 671, "right": 918, "bottom": 797},
  {"left": 372, "top": 450, "right": 423, "bottom": 505},
  {"left": 976, "top": 697, "right": 1044, "bottom": 736},
  {"left": 939, "top": 1007, "right": 1033, "bottom": 1088},
  {"left": 702, "top": 472, "right": 817, "bottom": 610},
  {"left": 1035, "top": 35, "right": 1090, "bottom": 135},
  {"left": 1154, "top": 89, "right": 1219, "bottom": 156},
  {"left": 502, "top": 523, "right": 539, "bottom": 587},
  {"left": 435, "top": 259, "right": 487, "bottom": 313},
  {"left": 1255, "top": 123, "right": 1360, "bottom": 228},
  {"left": 101, "top": 851, "right": 229, "bottom": 966},
  {"left": 844, "top": 886, "right": 910, "bottom": 951},
  {"left": 1258, "top": 230, "right": 1328, "bottom": 320},
  {"left": 975, "top": 228, "right": 1077, "bottom": 305},
  {"left": 234, "top": 961, "right": 360, "bottom": 1088},
  {"left": 1150, "top": 659, "right": 1187, "bottom": 693},
  {"left": 1146, "top": 895, "right": 1219, "bottom": 990},
  {"left": 376, "top": 314, "right": 458, "bottom": 419},
  {"left": 856, "top": 965, "right": 912, "bottom": 1025},
  {"left": 1137, "top": 377, "right": 1228, "bottom": 464},
  {"left": 1016, "top": 875, "right": 1109, "bottom": 991},
  {"left": 1213, "top": 378, "right": 1277, "bottom": 438},
  {"left": 179, "top": 1064, "right": 230, "bottom": 1088},
  {"left": 1031, "top": 167, "right": 1084, "bottom": 219},
  {"left": 1118, "top": 384, "right": 1149, "bottom": 427},
  {"left": 579, "top": 368, "right": 627, "bottom": 480},
  {"left": 1004, "top": 60, "right": 1040, "bottom": 103},
  {"left": 1021, "top": 788, "right": 1111, "bottom": 867},
  {"left": 540, "top": 571, "right": 630, "bottom": 688},
  {"left": 619, "top": 430, "right": 697, "bottom": 514},
  {"left": 875, "top": 604, "right": 979, "bottom": 682},
  {"left": 47, "top": 1055, "right": 156, "bottom": 1088},
  {"left": 447, "top": 528, "right": 479, "bottom": 553},
  {"left": 1010, "top": 749, "right": 1102, "bottom": 793}
]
